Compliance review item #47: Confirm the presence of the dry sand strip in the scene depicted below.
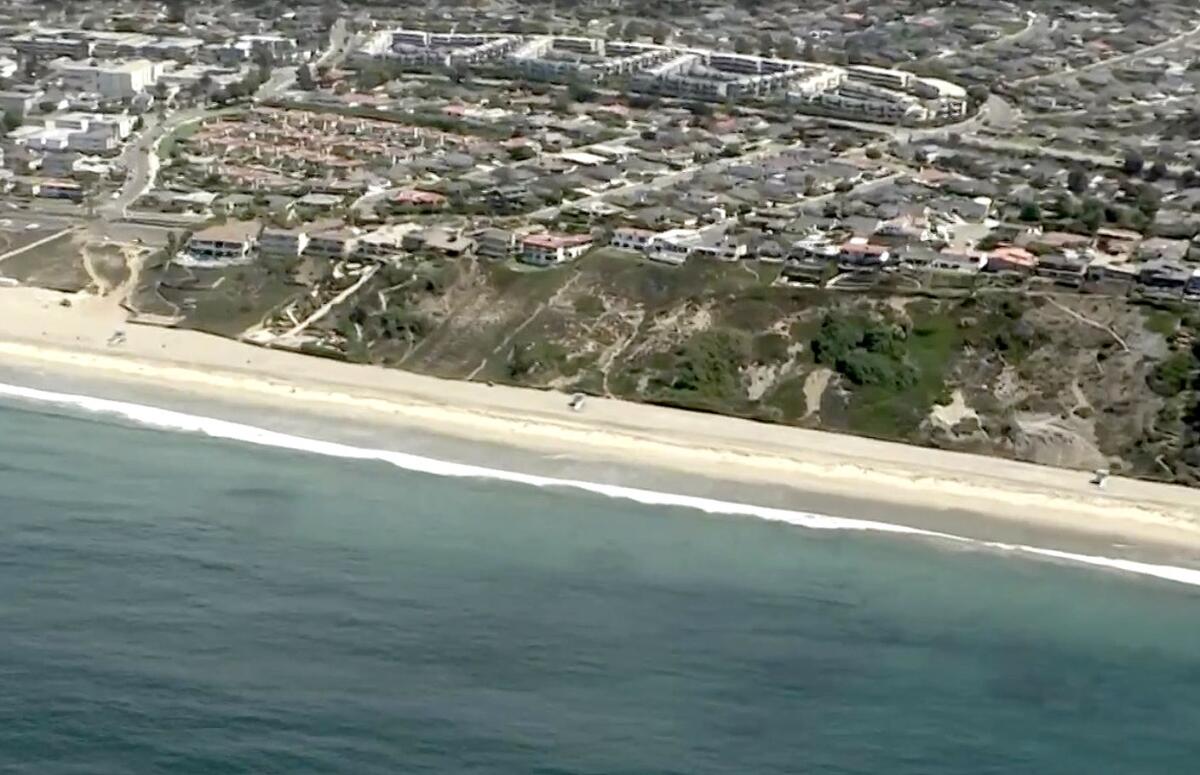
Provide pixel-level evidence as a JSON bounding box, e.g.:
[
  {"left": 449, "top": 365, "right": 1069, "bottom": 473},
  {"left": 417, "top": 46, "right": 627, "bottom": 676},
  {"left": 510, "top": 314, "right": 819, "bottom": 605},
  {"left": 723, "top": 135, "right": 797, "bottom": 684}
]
[{"left": 0, "top": 285, "right": 1198, "bottom": 551}]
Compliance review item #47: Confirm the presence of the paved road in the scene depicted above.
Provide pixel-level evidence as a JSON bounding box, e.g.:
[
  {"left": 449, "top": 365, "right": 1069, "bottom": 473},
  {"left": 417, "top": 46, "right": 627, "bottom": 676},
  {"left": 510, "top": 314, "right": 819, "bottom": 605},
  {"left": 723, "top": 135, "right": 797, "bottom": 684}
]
[{"left": 97, "top": 106, "right": 228, "bottom": 221}]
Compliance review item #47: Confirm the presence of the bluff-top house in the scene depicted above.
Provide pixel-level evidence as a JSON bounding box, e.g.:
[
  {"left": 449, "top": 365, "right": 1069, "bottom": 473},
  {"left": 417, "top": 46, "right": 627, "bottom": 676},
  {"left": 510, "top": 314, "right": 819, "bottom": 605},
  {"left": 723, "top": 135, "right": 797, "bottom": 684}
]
[
  {"left": 519, "top": 233, "right": 594, "bottom": 266},
  {"left": 185, "top": 220, "right": 261, "bottom": 263}
]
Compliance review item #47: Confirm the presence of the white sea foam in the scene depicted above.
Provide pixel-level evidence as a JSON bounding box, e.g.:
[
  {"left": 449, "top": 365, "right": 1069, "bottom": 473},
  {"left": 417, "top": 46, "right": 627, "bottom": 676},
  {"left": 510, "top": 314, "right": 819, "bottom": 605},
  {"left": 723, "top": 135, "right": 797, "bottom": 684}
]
[{"left": 3, "top": 380, "right": 1200, "bottom": 590}]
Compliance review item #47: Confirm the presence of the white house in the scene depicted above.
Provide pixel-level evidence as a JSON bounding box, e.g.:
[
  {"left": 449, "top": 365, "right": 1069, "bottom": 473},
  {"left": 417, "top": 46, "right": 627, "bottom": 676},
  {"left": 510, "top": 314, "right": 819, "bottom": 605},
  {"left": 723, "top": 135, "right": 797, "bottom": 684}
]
[
  {"left": 184, "top": 220, "right": 261, "bottom": 264},
  {"left": 519, "top": 233, "right": 594, "bottom": 266},
  {"left": 610, "top": 227, "right": 657, "bottom": 252}
]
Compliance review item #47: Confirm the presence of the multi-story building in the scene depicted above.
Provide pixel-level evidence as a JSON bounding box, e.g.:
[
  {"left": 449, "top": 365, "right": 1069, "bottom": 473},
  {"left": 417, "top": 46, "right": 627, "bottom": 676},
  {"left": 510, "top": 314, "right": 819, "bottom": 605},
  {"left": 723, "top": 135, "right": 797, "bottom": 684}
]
[
  {"left": 33, "top": 179, "right": 84, "bottom": 201},
  {"left": 519, "top": 233, "right": 593, "bottom": 266},
  {"left": 185, "top": 221, "right": 261, "bottom": 264},
  {"left": 473, "top": 228, "right": 517, "bottom": 260},
  {"left": 10, "top": 30, "right": 92, "bottom": 60},
  {"left": 50, "top": 59, "right": 161, "bottom": 100},
  {"left": 258, "top": 227, "right": 310, "bottom": 260},
  {"left": 0, "top": 89, "right": 41, "bottom": 120},
  {"left": 848, "top": 65, "right": 914, "bottom": 91},
  {"left": 305, "top": 227, "right": 360, "bottom": 260},
  {"left": 355, "top": 223, "right": 424, "bottom": 261},
  {"left": 610, "top": 227, "right": 657, "bottom": 252}
]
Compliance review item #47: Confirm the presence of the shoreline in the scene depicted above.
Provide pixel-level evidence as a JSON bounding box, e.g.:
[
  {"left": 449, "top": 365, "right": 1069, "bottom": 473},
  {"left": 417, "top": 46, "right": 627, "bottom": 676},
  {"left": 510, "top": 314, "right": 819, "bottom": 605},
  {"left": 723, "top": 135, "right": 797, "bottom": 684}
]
[{"left": 2, "top": 285, "right": 1199, "bottom": 555}]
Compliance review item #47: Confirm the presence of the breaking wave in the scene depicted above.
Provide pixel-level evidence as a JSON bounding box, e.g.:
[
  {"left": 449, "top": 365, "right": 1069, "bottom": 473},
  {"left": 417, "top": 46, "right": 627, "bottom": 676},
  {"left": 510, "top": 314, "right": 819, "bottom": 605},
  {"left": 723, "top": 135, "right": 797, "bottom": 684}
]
[{"left": 2, "top": 380, "right": 1199, "bottom": 589}]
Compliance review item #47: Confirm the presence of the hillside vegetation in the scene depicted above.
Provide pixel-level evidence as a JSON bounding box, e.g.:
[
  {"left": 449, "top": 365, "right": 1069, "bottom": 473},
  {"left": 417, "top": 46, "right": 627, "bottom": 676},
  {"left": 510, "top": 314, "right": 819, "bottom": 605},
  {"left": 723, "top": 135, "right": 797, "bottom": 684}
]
[{"left": 171, "top": 250, "right": 1200, "bottom": 486}]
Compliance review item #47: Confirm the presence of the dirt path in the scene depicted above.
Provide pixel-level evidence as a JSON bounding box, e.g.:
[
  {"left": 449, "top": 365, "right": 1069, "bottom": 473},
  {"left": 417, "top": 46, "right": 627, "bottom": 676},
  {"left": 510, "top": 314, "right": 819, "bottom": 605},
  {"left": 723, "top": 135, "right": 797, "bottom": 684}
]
[
  {"left": 465, "top": 272, "right": 582, "bottom": 381},
  {"left": 1043, "top": 297, "right": 1130, "bottom": 352}
]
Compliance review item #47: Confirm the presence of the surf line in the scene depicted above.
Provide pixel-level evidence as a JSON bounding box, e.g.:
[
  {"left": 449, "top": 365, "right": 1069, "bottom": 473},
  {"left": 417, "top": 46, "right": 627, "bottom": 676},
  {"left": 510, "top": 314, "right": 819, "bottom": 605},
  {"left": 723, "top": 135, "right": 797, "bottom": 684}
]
[{"left": 2, "top": 380, "right": 1199, "bottom": 589}]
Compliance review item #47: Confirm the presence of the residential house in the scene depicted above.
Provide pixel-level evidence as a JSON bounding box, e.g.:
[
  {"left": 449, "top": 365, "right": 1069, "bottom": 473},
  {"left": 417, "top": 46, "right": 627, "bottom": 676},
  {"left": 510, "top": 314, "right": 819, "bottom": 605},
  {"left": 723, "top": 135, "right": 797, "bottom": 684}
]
[
  {"left": 258, "top": 226, "right": 309, "bottom": 260},
  {"left": 1137, "top": 237, "right": 1190, "bottom": 264},
  {"left": 305, "top": 227, "right": 360, "bottom": 260},
  {"left": 986, "top": 246, "right": 1038, "bottom": 274},
  {"left": 1025, "top": 230, "right": 1092, "bottom": 252},
  {"left": 422, "top": 227, "right": 475, "bottom": 258},
  {"left": 610, "top": 227, "right": 658, "bottom": 253},
  {"left": 930, "top": 249, "right": 986, "bottom": 275},
  {"left": 837, "top": 239, "right": 890, "bottom": 271},
  {"left": 295, "top": 192, "right": 345, "bottom": 212},
  {"left": 1036, "top": 252, "right": 1090, "bottom": 288},
  {"left": 1085, "top": 253, "right": 1139, "bottom": 284},
  {"left": 185, "top": 220, "right": 260, "bottom": 263},
  {"left": 474, "top": 228, "right": 517, "bottom": 260},
  {"left": 1185, "top": 269, "right": 1200, "bottom": 301},
  {"left": 782, "top": 253, "right": 832, "bottom": 284},
  {"left": 756, "top": 239, "right": 786, "bottom": 262},
  {"left": 1095, "top": 227, "right": 1142, "bottom": 258},
  {"left": 1136, "top": 260, "right": 1190, "bottom": 300},
  {"left": 389, "top": 188, "right": 447, "bottom": 212},
  {"left": 32, "top": 179, "right": 84, "bottom": 201},
  {"left": 519, "top": 233, "right": 594, "bottom": 266},
  {"left": 356, "top": 223, "right": 424, "bottom": 261},
  {"left": 645, "top": 228, "right": 704, "bottom": 265}
]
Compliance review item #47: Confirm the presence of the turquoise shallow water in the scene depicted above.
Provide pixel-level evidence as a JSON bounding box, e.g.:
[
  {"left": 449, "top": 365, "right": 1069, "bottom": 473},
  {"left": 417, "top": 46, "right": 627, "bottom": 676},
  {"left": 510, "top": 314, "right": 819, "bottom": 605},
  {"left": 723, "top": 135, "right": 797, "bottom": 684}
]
[{"left": 2, "top": 396, "right": 1200, "bottom": 774}]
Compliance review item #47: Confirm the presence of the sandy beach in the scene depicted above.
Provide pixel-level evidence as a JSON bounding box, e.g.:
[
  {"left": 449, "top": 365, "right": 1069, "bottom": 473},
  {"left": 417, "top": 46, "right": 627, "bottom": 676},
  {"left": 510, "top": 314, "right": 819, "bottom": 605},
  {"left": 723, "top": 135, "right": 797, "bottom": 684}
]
[{"left": 1, "top": 284, "right": 1198, "bottom": 550}]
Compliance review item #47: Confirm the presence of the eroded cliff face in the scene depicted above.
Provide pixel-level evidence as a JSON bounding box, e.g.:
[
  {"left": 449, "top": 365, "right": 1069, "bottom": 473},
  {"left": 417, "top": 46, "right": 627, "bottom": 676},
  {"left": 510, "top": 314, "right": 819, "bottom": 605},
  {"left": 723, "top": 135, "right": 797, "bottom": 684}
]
[{"left": 157, "top": 250, "right": 1200, "bottom": 485}]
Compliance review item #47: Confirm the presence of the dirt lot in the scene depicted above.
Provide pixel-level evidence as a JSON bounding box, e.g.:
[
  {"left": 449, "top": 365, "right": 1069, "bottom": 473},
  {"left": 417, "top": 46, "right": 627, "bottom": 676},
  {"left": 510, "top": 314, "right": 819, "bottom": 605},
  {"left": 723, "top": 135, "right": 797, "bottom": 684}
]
[{"left": 0, "top": 229, "right": 92, "bottom": 292}]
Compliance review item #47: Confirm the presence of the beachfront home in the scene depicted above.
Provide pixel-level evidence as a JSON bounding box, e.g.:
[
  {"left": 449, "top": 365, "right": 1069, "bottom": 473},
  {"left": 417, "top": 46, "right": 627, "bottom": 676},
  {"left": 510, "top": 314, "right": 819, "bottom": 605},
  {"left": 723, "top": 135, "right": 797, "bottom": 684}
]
[
  {"left": 258, "top": 226, "right": 309, "bottom": 260},
  {"left": 837, "top": 239, "right": 889, "bottom": 271},
  {"left": 610, "top": 226, "right": 658, "bottom": 253},
  {"left": 1036, "top": 252, "right": 1090, "bottom": 288},
  {"left": 306, "top": 227, "right": 360, "bottom": 261},
  {"left": 474, "top": 228, "right": 517, "bottom": 260},
  {"left": 185, "top": 220, "right": 260, "bottom": 263},
  {"left": 1136, "top": 260, "right": 1190, "bottom": 300},
  {"left": 986, "top": 246, "right": 1038, "bottom": 274},
  {"left": 930, "top": 249, "right": 985, "bottom": 275},
  {"left": 519, "top": 233, "right": 594, "bottom": 266}
]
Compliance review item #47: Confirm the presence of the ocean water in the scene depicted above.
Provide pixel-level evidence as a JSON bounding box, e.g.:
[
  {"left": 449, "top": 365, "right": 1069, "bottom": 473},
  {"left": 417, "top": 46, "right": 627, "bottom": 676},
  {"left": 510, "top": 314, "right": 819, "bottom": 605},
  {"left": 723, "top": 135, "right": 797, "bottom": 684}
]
[{"left": 2, "top": 386, "right": 1200, "bottom": 773}]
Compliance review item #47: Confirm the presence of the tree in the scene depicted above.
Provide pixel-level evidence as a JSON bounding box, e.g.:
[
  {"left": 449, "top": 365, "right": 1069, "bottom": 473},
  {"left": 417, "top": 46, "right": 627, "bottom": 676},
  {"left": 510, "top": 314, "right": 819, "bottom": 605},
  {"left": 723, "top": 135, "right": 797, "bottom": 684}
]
[
  {"left": 297, "top": 63, "right": 316, "bottom": 91},
  {"left": 1, "top": 110, "right": 20, "bottom": 132},
  {"left": 1081, "top": 196, "right": 1104, "bottom": 232},
  {"left": 966, "top": 84, "right": 989, "bottom": 105},
  {"left": 1137, "top": 184, "right": 1162, "bottom": 216},
  {"left": 1019, "top": 201, "right": 1042, "bottom": 222},
  {"left": 566, "top": 80, "right": 594, "bottom": 103},
  {"left": 1122, "top": 150, "right": 1145, "bottom": 176},
  {"left": 1067, "top": 167, "right": 1088, "bottom": 194},
  {"left": 165, "top": 0, "right": 187, "bottom": 23}
]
